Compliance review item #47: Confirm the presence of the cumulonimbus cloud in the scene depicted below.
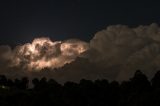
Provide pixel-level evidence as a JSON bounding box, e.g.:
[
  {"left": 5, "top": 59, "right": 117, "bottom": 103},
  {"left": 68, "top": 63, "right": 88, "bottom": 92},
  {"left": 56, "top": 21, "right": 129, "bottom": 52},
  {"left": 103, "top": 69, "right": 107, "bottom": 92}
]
[
  {"left": 0, "top": 23, "right": 160, "bottom": 82},
  {"left": 89, "top": 23, "right": 160, "bottom": 81},
  {"left": 0, "top": 37, "right": 89, "bottom": 71}
]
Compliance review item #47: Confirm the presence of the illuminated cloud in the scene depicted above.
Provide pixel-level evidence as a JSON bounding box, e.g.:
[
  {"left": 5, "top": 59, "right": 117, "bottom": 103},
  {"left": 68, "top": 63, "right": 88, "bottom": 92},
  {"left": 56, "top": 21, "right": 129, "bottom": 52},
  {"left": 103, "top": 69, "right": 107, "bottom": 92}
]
[
  {"left": 0, "top": 37, "right": 89, "bottom": 71},
  {"left": 0, "top": 23, "right": 160, "bottom": 82}
]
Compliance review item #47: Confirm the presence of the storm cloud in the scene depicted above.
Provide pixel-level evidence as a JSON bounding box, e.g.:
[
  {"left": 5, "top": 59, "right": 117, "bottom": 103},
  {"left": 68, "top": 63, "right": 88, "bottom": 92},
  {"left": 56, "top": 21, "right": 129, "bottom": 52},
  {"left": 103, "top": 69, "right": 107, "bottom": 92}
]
[
  {"left": 0, "top": 38, "right": 88, "bottom": 77},
  {"left": 0, "top": 23, "right": 160, "bottom": 82},
  {"left": 89, "top": 23, "right": 160, "bottom": 81}
]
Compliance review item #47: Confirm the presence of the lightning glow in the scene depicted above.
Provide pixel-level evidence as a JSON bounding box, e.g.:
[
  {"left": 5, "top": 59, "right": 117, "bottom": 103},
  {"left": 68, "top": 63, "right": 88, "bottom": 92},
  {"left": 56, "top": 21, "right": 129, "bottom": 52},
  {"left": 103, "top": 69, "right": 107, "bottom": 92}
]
[{"left": 10, "top": 37, "right": 89, "bottom": 71}]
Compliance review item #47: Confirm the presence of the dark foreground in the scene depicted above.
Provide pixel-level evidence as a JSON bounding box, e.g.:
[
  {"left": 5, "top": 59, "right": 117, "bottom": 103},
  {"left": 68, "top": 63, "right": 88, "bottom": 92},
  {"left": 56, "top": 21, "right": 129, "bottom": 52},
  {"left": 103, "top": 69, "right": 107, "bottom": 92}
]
[{"left": 0, "top": 70, "right": 160, "bottom": 106}]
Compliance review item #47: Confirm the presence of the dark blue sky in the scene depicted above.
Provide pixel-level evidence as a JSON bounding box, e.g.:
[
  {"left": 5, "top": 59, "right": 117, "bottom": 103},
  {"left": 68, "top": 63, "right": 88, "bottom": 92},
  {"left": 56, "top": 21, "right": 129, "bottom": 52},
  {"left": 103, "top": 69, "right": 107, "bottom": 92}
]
[{"left": 0, "top": 0, "right": 160, "bottom": 45}]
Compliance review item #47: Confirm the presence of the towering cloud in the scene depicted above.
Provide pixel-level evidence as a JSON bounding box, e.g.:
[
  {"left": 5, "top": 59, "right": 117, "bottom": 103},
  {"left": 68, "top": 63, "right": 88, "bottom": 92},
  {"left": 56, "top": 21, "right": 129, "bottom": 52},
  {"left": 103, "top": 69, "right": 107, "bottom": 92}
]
[
  {"left": 89, "top": 23, "right": 160, "bottom": 80},
  {"left": 0, "top": 23, "right": 160, "bottom": 82}
]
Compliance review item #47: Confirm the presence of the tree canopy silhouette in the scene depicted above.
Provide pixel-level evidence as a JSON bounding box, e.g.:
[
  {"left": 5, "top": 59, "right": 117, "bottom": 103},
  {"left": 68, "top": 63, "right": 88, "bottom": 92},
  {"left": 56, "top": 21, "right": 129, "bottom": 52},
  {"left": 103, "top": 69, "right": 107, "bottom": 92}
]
[{"left": 0, "top": 70, "right": 160, "bottom": 106}]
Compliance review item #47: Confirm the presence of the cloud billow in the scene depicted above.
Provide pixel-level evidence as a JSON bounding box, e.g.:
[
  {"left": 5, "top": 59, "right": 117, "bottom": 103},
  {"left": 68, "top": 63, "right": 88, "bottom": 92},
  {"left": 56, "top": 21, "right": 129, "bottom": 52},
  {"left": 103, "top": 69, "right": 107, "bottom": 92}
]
[
  {"left": 0, "top": 23, "right": 160, "bottom": 82},
  {"left": 89, "top": 23, "right": 160, "bottom": 80}
]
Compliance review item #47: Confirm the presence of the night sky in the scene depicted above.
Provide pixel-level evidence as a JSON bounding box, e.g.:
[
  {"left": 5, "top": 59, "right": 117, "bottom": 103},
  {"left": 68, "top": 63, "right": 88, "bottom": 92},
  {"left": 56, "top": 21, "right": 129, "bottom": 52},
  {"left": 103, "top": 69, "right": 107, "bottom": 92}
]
[
  {"left": 0, "top": 0, "right": 160, "bottom": 45},
  {"left": 0, "top": 1, "right": 160, "bottom": 105}
]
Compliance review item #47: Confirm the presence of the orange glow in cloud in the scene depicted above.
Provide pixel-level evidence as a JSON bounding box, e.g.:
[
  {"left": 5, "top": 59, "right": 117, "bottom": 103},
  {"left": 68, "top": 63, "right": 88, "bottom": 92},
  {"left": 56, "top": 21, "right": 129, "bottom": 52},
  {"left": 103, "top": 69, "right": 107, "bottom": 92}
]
[{"left": 11, "top": 37, "right": 88, "bottom": 71}]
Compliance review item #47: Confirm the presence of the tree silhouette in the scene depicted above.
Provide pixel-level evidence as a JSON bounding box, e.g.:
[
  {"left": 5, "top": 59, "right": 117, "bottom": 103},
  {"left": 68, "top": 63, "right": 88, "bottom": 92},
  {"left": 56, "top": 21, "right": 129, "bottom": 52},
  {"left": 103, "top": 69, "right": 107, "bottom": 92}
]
[
  {"left": 152, "top": 70, "right": 160, "bottom": 89},
  {"left": 130, "top": 70, "right": 151, "bottom": 92},
  {"left": 0, "top": 70, "right": 160, "bottom": 106},
  {"left": 32, "top": 78, "right": 39, "bottom": 90},
  {"left": 0, "top": 75, "right": 7, "bottom": 86},
  {"left": 20, "top": 77, "right": 29, "bottom": 89}
]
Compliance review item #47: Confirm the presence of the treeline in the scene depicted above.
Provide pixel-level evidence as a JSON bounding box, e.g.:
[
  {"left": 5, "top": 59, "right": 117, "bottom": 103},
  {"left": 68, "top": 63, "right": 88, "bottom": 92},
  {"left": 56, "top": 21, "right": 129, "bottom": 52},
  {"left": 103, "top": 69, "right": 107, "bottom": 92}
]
[{"left": 0, "top": 70, "right": 160, "bottom": 106}]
